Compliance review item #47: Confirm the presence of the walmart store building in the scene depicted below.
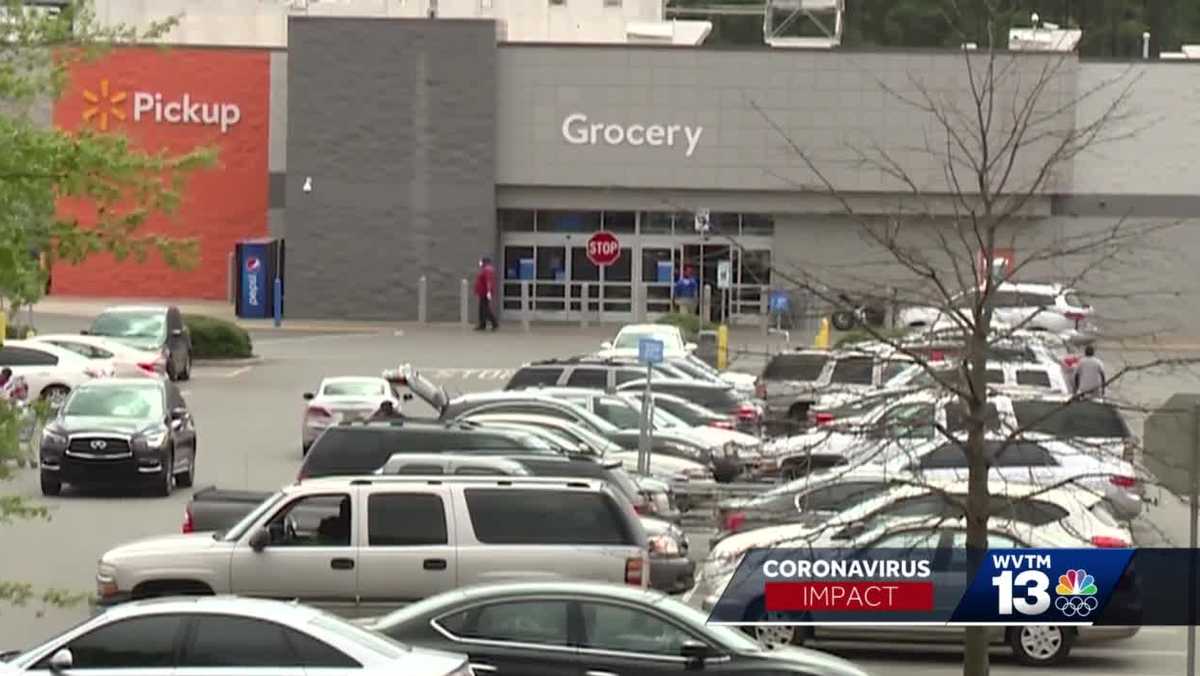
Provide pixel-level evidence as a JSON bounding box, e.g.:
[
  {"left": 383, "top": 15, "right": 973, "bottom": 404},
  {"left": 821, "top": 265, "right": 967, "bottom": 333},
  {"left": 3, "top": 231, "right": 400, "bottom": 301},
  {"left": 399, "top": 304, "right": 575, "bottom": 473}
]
[{"left": 53, "top": 17, "right": 1200, "bottom": 330}]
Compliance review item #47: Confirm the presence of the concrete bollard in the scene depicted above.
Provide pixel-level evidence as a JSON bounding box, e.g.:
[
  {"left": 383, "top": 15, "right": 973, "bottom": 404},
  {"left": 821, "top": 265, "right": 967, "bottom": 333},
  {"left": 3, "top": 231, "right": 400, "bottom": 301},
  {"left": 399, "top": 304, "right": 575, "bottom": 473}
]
[
  {"left": 417, "top": 276, "right": 428, "bottom": 323},
  {"left": 460, "top": 279, "right": 469, "bottom": 327},
  {"left": 581, "top": 282, "right": 590, "bottom": 328},
  {"left": 521, "top": 281, "right": 531, "bottom": 332},
  {"left": 701, "top": 284, "right": 713, "bottom": 330}
]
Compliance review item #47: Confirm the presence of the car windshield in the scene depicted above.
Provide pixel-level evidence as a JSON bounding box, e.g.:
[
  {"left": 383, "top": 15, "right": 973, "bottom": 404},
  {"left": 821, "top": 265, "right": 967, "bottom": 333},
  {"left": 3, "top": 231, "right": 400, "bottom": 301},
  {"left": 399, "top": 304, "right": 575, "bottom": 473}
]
[
  {"left": 310, "top": 613, "right": 410, "bottom": 659},
  {"left": 613, "top": 329, "right": 683, "bottom": 351},
  {"left": 64, "top": 385, "right": 162, "bottom": 419},
  {"left": 90, "top": 311, "right": 166, "bottom": 341},
  {"left": 1011, "top": 400, "right": 1130, "bottom": 438},
  {"left": 323, "top": 380, "right": 386, "bottom": 397}
]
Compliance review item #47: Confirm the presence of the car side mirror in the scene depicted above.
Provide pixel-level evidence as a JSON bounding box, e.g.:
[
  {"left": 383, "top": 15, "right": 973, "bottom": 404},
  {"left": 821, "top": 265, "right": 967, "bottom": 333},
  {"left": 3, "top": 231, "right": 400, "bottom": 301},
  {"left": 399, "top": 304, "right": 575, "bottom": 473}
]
[
  {"left": 600, "top": 341, "right": 613, "bottom": 350},
  {"left": 249, "top": 527, "right": 271, "bottom": 552},
  {"left": 48, "top": 648, "right": 73, "bottom": 672},
  {"left": 303, "top": 392, "right": 315, "bottom": 401},
  {"left": 680, "top": 641, "right": 713, "bottom": 668}
]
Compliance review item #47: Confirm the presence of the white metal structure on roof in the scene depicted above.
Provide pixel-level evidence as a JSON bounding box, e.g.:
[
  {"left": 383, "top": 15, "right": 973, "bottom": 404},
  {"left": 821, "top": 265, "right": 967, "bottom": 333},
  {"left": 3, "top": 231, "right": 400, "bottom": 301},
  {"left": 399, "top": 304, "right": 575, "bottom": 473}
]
[
  {"left": 763, "top": 0, "right": 842, "bottom": 48},
  {"left": 1008, "top": 23, "right": 1083, "bottom": 52}
]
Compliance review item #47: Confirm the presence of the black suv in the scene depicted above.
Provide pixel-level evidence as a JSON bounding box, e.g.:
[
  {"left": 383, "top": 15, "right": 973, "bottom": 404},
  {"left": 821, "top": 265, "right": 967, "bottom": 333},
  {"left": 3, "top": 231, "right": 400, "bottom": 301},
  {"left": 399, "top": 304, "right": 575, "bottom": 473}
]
[{"left": 298, "top": 420, "right": 559, "bottom": 479}]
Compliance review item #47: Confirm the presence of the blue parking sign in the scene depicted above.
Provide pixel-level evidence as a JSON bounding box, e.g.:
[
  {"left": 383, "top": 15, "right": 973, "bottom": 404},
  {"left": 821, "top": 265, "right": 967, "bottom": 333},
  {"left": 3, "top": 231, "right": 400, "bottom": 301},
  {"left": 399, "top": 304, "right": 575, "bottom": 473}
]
[
  {"left": 638, "top": 338, "right": 664, "bottom": 365},
  {"left": 769, "top": 290, "right": 790, "bottom": 313}
]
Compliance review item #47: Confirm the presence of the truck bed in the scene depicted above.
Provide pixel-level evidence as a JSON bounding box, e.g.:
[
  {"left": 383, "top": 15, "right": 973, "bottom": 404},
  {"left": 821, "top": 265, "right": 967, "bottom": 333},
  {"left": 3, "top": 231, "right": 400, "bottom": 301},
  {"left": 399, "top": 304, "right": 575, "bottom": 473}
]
[{"left": 188, "top": 486, "right": 273, "bottom": 533}]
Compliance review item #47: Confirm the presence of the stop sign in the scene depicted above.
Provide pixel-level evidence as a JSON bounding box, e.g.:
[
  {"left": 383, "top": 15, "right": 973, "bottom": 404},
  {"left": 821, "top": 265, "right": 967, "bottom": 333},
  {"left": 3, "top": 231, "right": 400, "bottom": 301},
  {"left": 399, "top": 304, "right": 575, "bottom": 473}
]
[{"left": 586, "top": 231, "right": 621, "bottom": 267}]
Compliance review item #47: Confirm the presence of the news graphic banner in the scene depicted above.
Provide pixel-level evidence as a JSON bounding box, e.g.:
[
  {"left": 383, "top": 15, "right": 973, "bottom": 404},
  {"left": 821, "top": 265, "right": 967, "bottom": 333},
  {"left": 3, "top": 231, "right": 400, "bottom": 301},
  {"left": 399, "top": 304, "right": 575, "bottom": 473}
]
[{"left": 706, "top": 548, "right": 1200, "bottom": 626}]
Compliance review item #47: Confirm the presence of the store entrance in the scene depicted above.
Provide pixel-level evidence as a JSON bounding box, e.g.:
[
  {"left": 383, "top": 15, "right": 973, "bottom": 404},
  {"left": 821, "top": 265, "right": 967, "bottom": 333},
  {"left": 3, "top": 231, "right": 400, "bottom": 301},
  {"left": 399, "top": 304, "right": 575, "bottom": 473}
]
[{"left": 681, "top": 243, "right": 730, "bottom": 323}]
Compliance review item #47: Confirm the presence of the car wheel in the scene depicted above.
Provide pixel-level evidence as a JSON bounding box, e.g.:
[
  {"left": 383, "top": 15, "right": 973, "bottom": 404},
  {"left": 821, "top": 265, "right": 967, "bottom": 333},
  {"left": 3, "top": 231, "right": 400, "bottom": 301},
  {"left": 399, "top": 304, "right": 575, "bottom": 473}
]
[
  {"left": 174, "top": 446, "right": 195, "bottom": 488},
  {"left": 40, "top": 472, "right": 61, "bottom": 496},
  {"left": 831, "top": 311, "right": 857, "bottom": 331},
  {"left": 152, "top": 449, "right": 174, "bottom": 497},
  {"left": 40, "top": 385, "right": 69, "bottom": 407},
  {"left": 753, "top": 623, "right": 799, "bottom": 650},
  {"left": 1010, "top": 625, "right": 1073, "bottom": 665}
]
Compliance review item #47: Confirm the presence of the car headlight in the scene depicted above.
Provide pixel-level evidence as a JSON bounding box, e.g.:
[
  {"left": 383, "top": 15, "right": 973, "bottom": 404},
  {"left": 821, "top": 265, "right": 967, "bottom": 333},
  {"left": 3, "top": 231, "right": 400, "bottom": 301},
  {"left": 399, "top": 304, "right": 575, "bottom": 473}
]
[
  {"left": 133, "top": 428, "right": 169, "bottom": 452},
  {"left": 648, "top": 533, "right": 682, "bottom": 557},
  {"left": 41, "top": 426, "right": 67, "bottom": 448}
]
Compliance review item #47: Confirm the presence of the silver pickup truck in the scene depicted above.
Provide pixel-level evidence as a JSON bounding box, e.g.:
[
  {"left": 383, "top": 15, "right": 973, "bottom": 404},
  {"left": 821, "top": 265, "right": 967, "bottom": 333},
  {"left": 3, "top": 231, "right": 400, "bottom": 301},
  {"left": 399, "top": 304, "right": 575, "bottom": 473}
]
[{"left": 97, "top": 476, "right": 649, "bottom": 617}]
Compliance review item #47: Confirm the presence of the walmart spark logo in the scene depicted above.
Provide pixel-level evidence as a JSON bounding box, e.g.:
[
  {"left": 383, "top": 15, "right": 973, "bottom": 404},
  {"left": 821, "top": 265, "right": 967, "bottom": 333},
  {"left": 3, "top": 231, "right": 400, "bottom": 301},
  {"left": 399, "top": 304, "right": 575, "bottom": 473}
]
[
  {"left": 1054, "top": 569, "right": 1100, "bottom": 617},
  {"left": 82, "top": 79, "right": 126, "bottom": 131}
]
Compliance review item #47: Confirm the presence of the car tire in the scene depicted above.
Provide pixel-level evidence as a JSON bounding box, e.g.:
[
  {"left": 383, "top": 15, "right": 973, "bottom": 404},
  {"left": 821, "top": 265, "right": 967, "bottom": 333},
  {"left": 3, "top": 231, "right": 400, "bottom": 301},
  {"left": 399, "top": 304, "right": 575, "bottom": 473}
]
[
  {"left": 742, "top": 596, "right": 808, "bottom": 650},
  {"left": 174, "top": 446, "right": 195, "bottom": 488},
  {"left": 40, "top": 472, "right": 61, "bottom": 496},
  {"left": 178, "top": 351, "right": 192, "bottom": 382},
  {"left": 831, "top": 311, "right": 857, "bottom": 331},
  {"left": 40, "top": 385, "right": 69, "bottom": 407},
  {"left": 1009, "top": 625, "right": 1073, "bottom": 665},
  {"left": 152, "top": 449, "right": 174, "bottom": 497}
]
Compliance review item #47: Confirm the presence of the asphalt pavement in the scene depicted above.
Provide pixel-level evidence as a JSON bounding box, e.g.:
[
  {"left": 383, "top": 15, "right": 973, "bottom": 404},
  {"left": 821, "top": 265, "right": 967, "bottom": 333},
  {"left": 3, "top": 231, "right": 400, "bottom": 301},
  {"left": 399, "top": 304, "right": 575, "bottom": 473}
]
[{"left": 1, "top": 318, "right": 1198, "bottom": 675}]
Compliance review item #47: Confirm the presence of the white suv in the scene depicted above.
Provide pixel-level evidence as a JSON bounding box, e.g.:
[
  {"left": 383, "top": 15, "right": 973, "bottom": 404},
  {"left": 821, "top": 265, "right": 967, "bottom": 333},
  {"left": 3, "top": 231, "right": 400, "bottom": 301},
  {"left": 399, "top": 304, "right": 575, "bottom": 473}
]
[{"left": 897, "top": 282, "right": 1095, "bottom": 337}]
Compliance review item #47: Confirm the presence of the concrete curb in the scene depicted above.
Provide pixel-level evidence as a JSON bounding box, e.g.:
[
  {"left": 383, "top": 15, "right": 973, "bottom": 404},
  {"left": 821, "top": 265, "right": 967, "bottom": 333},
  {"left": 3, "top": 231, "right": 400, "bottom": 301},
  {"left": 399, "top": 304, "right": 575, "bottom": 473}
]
[{"left": 193, "top": 355, "right": 264, "bottom": 367}]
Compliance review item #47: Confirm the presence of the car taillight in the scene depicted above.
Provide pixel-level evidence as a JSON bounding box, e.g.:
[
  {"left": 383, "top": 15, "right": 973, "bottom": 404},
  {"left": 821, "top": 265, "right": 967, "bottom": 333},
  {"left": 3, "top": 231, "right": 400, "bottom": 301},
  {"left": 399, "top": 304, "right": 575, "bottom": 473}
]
[
  {"left": 633, "top": 502, "right": 649, "bottom": 515},
  {"left": 625, "top": 557, "right": 645, "bottom": 586},
  {"left": 1063, "top": 355, "right": 1080, "bottom": 368},
  {"left": 724, "top": 511, "right": 746, "bottom": 532},
  {"left": 1065, "top": 311, "right": 1086, "bottom": 322},
  {"left": 182, "top": 505, "right": 194, "bottom": 534},
  {"left": 736, "top": 404, "right": 758, "bottom": 421},
  {"left": 814, "top": 412, "right": 835, "bottom": 426},
  {"left": 754, "top": 381, "right": 767, "bottom": 399},
  {"left": 709, "top": 419, "right": 734, "bottom": 430},
  {"left": 1091, "top": 535, "right": 1129, "bottom": 548},
  {"left": 1110, "top": 474, "right": 1137, "bottom": 488},
  {"left": 306, "top": 406, "right": 332, "bottom": 419},
  {"left": 930, "top": 350, "right": 945, "bottom": 362}
]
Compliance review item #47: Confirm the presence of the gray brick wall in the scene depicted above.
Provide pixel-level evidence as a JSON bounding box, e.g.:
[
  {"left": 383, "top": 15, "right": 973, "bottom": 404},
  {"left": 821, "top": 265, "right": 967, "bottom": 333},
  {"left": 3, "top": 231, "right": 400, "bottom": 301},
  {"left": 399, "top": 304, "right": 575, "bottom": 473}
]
[{"left": 284, "top": 17, "right": 497, "bottom": 321}]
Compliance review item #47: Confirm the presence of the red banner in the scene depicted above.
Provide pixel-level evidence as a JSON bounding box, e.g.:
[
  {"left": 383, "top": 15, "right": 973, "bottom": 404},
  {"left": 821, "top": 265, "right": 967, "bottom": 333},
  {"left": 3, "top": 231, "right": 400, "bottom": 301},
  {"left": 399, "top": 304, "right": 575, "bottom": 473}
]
[{"left": 766, "top": 581, "right": 935, "bottom": 612}]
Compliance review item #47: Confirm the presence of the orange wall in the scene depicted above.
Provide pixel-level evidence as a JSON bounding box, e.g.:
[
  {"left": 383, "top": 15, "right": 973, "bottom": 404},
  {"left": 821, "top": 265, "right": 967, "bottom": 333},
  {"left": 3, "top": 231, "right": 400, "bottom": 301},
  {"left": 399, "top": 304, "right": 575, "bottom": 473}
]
[{"left": 52, "top": 47, "right": 270, "bottom": 299}]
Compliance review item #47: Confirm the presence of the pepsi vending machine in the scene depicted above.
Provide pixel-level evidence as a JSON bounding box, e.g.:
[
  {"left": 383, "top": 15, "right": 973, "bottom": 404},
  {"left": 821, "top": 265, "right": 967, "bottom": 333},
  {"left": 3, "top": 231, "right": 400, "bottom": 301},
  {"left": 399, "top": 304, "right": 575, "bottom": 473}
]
[{"left": 234, "top": 238, "right": 284, "bottom": 319}]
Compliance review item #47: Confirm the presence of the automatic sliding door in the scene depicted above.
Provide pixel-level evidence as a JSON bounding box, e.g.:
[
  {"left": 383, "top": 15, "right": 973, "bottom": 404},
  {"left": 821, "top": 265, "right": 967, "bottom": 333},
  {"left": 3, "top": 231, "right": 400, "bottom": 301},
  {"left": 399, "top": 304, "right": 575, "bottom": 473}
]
[{"left": 602, "top": 248, "right": 633, "bottom": 314}]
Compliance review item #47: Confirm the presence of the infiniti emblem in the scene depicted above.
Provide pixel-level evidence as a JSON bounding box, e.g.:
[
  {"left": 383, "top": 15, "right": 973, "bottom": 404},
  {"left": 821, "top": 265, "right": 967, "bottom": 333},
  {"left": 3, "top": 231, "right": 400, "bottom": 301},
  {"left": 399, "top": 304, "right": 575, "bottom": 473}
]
[{"left": 90, "top": 440, "right": 107, "bottom": 450}]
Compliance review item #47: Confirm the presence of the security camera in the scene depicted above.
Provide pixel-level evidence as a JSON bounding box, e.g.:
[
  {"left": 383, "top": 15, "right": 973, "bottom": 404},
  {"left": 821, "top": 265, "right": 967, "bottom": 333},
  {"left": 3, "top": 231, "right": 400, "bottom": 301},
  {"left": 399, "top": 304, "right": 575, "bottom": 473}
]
[{"left": 302, "top": 176, "right": 313, "bottom": 194}]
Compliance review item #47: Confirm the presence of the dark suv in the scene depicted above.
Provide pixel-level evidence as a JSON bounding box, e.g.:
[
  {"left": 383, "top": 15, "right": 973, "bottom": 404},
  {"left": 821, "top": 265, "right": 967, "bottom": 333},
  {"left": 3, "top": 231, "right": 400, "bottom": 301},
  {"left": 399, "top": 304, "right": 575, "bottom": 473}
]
[{"left": 298, "top": 420, "right": 559, "bottom": 479}]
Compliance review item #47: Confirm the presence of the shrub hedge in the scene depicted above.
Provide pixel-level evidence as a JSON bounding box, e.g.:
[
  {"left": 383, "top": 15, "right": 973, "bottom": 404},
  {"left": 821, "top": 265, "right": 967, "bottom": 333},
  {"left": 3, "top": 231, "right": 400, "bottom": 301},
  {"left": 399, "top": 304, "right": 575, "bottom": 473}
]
[
  {"left": 184, "top": 315, "right": 253, "bottom": 359},
  {"left": 655, "top": 312, "right": 702, "bottom": 340}
]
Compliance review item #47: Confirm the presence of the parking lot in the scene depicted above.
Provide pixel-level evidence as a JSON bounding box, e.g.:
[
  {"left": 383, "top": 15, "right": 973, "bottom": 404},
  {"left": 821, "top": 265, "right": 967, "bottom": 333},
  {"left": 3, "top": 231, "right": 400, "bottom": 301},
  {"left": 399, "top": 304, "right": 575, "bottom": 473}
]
[{"left": 3, "top": 314, "right": 1200, "bottom": 675}]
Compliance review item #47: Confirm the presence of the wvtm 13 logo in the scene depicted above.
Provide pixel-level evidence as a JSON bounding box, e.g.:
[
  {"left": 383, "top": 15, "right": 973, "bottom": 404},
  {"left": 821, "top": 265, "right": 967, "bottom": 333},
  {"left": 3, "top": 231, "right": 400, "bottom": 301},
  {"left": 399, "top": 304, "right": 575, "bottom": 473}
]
[{"left": 991, "top": 554, "right": 1100, "bottom": 618}]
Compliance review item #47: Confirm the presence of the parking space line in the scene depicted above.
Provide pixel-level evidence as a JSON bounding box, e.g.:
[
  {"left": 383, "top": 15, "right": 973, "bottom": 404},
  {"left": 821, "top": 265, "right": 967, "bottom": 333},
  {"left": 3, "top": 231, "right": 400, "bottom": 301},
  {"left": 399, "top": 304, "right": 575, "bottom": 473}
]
[{"left": 225, "top": 366, "right": 252, "bottom": 379}]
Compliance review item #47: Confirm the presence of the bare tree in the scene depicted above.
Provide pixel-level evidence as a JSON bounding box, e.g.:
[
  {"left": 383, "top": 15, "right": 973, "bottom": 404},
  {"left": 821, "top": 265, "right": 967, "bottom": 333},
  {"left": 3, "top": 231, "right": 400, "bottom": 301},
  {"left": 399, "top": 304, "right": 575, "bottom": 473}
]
[{"left": 695, "top": 9, "right": 1198, "bottom": 676}]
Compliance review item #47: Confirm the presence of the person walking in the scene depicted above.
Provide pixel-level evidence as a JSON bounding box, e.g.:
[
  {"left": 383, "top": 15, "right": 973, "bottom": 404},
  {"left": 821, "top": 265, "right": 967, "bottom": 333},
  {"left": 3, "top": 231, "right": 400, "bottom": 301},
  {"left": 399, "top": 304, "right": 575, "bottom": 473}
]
[
  {"left": 1073, "top": 344, "right": 1107, "bottom": 398},
  {"left": 674, "top": 265, "right": 699, "bottom": 315},
  {"left": 474, "top": 255, "right": 499, "bottom": 331}
]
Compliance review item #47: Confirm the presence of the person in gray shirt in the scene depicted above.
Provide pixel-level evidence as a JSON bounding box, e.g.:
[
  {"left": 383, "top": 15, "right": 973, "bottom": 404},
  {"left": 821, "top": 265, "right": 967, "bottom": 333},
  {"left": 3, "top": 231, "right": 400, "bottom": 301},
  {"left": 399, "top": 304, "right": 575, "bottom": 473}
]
[{"left": 1073, "top": 345, "right": 1107, "bottom": 397}]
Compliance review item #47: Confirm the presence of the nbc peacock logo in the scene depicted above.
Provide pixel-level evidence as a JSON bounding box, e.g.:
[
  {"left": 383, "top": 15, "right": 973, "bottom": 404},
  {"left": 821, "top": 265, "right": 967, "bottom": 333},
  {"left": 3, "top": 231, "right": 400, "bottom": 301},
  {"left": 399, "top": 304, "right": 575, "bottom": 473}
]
[
  {"left": 82, "top": 78, "right": 127, "bottom": 131},
  {"left": 1054, "top": 569, "right": 1099, "bottom": 617}
]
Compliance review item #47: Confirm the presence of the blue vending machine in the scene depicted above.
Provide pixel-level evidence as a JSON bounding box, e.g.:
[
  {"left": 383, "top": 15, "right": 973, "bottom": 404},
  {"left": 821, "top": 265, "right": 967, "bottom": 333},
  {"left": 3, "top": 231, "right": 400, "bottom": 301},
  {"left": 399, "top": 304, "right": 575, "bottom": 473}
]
[{"left": 235, "top": 238, "right": 284, "bottom": 319}]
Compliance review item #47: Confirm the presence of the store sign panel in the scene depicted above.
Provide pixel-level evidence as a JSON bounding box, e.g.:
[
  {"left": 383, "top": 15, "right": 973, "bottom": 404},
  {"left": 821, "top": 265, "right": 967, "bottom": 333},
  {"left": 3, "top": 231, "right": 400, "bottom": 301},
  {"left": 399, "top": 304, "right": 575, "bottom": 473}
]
[
  {"left": 82, "top": 78, "right": 242, "bottom": 133},
  {"left": 561, "top": 112, "right": 704, "bottom": 157}
]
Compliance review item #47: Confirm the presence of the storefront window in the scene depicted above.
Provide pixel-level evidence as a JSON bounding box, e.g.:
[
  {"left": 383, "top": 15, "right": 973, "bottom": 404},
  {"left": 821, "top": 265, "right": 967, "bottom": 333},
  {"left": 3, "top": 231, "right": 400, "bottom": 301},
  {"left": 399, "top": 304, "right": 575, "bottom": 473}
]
[
  {"left": 741, "top": 214, "right": 775, "bottom": 236},
  {"left": 711, "top": 212, "right": 740, "bottom": 235},
  {"left": 571, "top": 247, "right": 599, "bottom": 282},
  {"left": 740, "top": 249, "right": 772, "bottom": 286},
  {"left": 537, "top": 246, "right": 567, "bottom": 281},
  {"left": 640, "top": 212, "right": 673, "bottom": 234},
  {"left": 503, "top": 245, "right": 534, "bottom": 311},
  {"left": 603, "top": 211, "right": 636, "bottom": 233},
  {"left": 498, "top": 210, "right": 534, "bottom": 232},
  {"left": 539, "top": 210, "right": 600, "bottom": 233}
]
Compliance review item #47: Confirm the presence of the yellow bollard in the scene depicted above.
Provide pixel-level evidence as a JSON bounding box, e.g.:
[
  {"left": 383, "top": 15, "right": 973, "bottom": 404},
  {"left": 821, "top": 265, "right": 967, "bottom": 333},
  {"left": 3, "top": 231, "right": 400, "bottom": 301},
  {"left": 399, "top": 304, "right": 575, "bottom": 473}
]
[
  {"left": 717, "top": 324, "right": 729, "bottom": 370},
  {"left": 813, "top": 317, "right": 831, "bottom": 349}
]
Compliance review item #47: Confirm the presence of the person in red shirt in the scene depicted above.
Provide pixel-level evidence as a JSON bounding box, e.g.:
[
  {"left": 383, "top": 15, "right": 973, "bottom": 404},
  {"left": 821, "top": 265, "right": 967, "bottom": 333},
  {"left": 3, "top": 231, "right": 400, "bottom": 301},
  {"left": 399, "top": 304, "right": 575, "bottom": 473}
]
[{"left": 474, "top": 255, "right": 499, "bottom": 331}]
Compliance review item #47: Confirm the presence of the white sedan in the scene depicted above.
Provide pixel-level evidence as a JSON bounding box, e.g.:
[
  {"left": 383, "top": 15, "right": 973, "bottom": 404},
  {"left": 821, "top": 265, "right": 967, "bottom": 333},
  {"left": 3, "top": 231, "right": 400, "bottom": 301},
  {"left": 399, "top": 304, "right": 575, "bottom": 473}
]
[
  {"left": 302, "top": 376, "right": 402, "bottom": 452},
  {"left": 0, "top": 340, "right": 112, "bottom": 405},
  {"left": 599, "top": 323, "right": 695, "bottom": 358},
  {"left": 30, "top": 333, "right": 167, "bottom": 379},
  {"left": 0, "top": 596, "right": 470, "bottom": 675}
]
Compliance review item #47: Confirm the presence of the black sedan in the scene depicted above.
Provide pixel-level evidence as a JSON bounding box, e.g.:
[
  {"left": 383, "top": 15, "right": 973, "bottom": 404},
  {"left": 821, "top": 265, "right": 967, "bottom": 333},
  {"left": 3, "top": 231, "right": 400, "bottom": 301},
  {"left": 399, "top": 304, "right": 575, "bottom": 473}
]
[
  {"left": 39, "top": 378, "right": 197, "bottom": 497},
  {"left": 368, "top": 581, "right": 870, "bottom": 676}
]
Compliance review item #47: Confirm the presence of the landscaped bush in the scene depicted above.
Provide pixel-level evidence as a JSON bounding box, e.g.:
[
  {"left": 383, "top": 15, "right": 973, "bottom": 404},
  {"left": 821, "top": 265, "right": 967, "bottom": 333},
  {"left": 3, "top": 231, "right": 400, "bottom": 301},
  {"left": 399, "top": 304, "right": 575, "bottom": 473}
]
[
  {"left": 656, "top": 311, "right": 701, "bottom": 340},
  {"left": 5, "top": 324, "right": 34, "bottom": 339},
  {"left": 184, "top": 315, "right": 253, "bottom": 359}
]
